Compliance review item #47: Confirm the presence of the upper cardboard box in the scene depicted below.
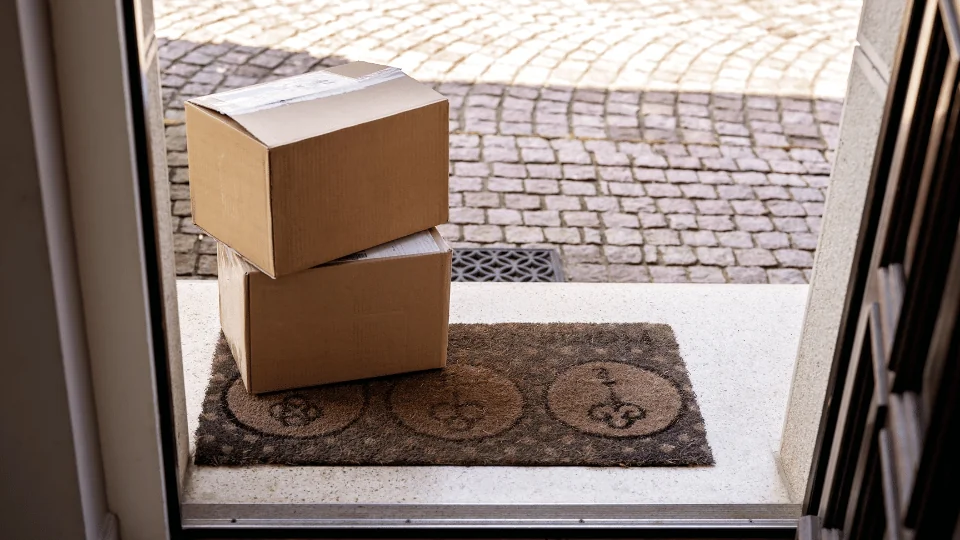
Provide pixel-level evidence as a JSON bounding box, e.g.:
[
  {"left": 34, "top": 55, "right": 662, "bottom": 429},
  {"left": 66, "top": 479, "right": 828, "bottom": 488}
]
[{"left": 185, "top": 62, "right": 449, "bottom": 278}]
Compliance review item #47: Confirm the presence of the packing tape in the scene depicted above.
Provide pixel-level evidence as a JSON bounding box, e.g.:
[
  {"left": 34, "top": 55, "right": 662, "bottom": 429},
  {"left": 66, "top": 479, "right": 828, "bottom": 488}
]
[{"left": 190, "top": 66, "right": 405, "bottom": 117}]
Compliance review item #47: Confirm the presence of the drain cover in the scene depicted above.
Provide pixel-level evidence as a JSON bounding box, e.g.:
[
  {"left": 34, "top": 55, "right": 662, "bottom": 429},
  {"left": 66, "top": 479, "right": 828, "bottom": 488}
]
[{"left": 452, "top": 248, "right": 565, "bottom": 282}]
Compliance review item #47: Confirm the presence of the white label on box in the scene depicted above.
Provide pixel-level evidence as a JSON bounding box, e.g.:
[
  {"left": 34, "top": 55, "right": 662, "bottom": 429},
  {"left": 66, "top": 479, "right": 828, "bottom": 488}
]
[
  {"left": 335, "top": 231, "right": 441, "bottom": 263},
  {"left": 191, "top": 67, "right": 405, "bottom": 116}
]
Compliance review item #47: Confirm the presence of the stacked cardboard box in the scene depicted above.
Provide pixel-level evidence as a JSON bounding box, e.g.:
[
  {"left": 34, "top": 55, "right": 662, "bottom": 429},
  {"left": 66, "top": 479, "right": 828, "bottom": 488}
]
[{"left": 185, "top": 62, "right": 452, "bottom": 393}]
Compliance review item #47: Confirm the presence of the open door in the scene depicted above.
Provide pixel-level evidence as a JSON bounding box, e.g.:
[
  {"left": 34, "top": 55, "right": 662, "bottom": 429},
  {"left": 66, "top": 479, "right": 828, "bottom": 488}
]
[{"left": 799, "top": 0, "right": 960, "bottom": 537}]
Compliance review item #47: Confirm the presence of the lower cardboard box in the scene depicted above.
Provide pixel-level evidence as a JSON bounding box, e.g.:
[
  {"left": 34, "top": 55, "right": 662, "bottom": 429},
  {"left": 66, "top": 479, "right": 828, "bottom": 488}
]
[{"left": 218, "top": 227, "right": 452, "bottom": 394}]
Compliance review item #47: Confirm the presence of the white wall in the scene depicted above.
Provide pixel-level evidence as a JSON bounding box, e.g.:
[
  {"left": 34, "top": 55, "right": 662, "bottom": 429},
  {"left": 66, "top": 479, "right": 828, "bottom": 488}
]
[
  {"left": 0, "top": 0, "right": 109, "bottom": 537},
  {"left": 779, "top": 0, "right": 906, "bottom": 502}
]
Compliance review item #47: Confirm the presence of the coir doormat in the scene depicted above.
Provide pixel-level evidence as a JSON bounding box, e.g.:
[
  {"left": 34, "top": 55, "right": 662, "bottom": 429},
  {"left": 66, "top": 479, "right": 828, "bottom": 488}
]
[{"left": 195, "top": 323, "right": 714, "bottom": 467}]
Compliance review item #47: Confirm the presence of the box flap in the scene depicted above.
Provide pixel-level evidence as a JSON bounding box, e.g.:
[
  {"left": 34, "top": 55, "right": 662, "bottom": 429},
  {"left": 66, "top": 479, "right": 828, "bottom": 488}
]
[
  {"left": 188, "top": 62, "right": 446, "bottom": 148},
  {"left": 330, "top": 229, "right": 442, "bottom": 264}
]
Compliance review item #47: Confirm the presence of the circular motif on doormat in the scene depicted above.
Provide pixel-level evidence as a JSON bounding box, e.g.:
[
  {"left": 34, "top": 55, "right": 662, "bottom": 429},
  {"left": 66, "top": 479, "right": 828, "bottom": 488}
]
[
  {"left": 389, "top": 365, "right": 523, "bottom": 440},
  {"left": 548, "top": 362, "right": 681, "bottom": 437},
  {"left": 225, "top": 378, "right": 365, "bottom": 438}
]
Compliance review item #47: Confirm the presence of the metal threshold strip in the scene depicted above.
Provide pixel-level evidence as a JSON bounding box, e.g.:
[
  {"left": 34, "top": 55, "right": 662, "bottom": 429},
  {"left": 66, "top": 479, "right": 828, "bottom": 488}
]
[{"left": 181, "top": 503, "right": 800, "bottom": 529}]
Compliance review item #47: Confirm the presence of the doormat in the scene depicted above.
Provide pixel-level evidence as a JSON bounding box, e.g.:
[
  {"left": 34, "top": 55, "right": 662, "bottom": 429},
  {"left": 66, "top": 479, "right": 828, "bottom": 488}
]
[{"left": 194, "top": 323, "right": 714, "bottom": 467}]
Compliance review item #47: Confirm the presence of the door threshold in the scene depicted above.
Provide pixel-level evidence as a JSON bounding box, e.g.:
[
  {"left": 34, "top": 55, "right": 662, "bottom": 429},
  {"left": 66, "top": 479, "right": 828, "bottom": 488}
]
[{"left": 181, "top": 502, "right": 800, "bottom": 529}]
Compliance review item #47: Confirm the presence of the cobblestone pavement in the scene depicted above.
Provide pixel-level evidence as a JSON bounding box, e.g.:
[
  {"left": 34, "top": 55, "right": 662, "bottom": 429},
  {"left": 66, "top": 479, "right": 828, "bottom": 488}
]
[{"left": 158, "top": 0, "right": 861, "bottom": 283}]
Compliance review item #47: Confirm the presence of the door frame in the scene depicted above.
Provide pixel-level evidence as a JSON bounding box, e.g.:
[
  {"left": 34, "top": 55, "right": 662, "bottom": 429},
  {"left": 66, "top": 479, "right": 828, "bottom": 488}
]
[{"left": 34, "top": 0, "right": 904, "bottom": 537}]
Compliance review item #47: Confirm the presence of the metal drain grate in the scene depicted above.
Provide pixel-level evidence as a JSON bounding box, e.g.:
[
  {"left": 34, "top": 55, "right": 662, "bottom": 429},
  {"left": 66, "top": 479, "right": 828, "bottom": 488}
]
[{"left": 451, "top": 248, "right": 565, "bottom": 282}]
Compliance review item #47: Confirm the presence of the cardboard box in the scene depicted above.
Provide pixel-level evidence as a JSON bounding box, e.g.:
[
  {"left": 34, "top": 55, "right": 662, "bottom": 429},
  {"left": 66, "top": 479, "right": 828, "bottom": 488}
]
[
  {"left": 218, "top": 227, "right": 451, "bottom": 394},
  {"left": 186, "top": 62, "right": 449, "bottom": 278}
]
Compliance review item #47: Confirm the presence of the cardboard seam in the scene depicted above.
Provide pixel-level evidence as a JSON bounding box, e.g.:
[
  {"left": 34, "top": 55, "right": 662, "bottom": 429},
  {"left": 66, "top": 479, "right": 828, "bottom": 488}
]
[
  {"left": 438, "top": 251, "right": 452, "bottom": 368},
  {"left": 268, "top": 95, "right": 449, "bottom": 150},
  {"left": 186, "top": 101, "right": 263, "bottom": 143},
  {"left": 265, "top": 149, "right": 276, "bottom": 278},
  {"left": 243, "top": 272, "right": 252, "bottom": 392}
]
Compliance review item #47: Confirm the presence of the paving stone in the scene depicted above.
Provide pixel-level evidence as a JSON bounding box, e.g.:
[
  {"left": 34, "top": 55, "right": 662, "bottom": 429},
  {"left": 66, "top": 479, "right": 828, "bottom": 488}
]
[
  {"left": 665, "top": 169, "right": 699, "bottom": 184},
  {"left": 732, "top": 172, "right": 768, "bottom": 185},
  {"left": 697, "top": 215, "right": 736, "bottom": 231},
  {"left": 754, "top": 186, "right": 791, "bottom": 200},
  {"left": 696, "top": 247, "right": 736, "bottom": 266},
  {"left": 436, "top": 223, "right": 462, "bottom": 241},
  {"left": 658, "top": 198, "right": 697, "bottom": 214},
  {"left": 608, "top": 264, "right": 651, "bottom": 283},
  {"left": 504, "top": 226, "right": 545, "bottom": 243},
  {"left": 564, "top": 211, "right": 601, "bottom": 227},
  {"left": 560, "top": 181, "right": 597, "bottom": 195},
  {"left": 488, "top": 177, "right": 525, "bottom": 192},
  {"left": 726, "top": 265, "right": 769, "bottom": 283},
  {"left": 602, "top": 212, "right": 640, "bottom": 228},
  {"left": 735, "top": 248, "right": 778, "bottom": 267},
  {"left": 544, "top": 227, "right": 581, "bottom": 244},
  {"left": 523, "top": 210, "right": 561, "bottom": 226},
  {"left": 621, "top": 197, "right": 657, "bottom": 213},
  {"left": 644, "top": 229, "right": 682, "bottom": 246},
  {"left": 565, "top": 264, "right": 608, "bottom": 282},
  {"left": 717, "top": 231, "right": 754, "bottom": 248},
  {"left": 605, "top": 228, "right": 644, "bottom": 245},
  {"left": 649, "top": 266, "right": 689, "bottom": 283},
  {"left": 791, "top": 187, "right": 826, "bottom": 202},
  {"left": 689, "top": 266, "right": 727, "bottom": 283},
  {"left": 804, "top": 202, "right": 826, "bottom": 216},
  {"left": 545, "top": 195, "right": 582, "bottom": 211},
  {"left": 197, "top": 237, "right": 217, "bottom": 255},
  {"left": 768, "top": 200, "right": 807, "bottom": 217},
  {"left": 731, "top": 200, "right": 768, "bottom": 215},
  {"left": 756, "top": 232, "right": 791, "bottom": 249},
  {"left": 604, "top": 245, "right": 644, "bottom": 264},
  {"left": 634, "top": 168, "right": 667, "bottom": 182},
  {"left": 450, "top": 176, "right": 484, "bottom": 192},
  {"left": 646, "top": 183, "right": 683, "bottom": 198},
  {"left": 736, "top": 216, "right": 775, "bottom": 232},
  {"left": 681, "top": 230, "right": 718, "bottom": 247},
  {"left": 172, "top": 200, "right": 192, "bottom": 217},
  {"left": 175, "top": 252, "right": 197, "bottom": 275},
  {"left": 791, "top": 232, "right": 820, "bottom": 250},
  {"left": 667, "top": 214, "right": 698, "bottom": 230},
  {"left": 493, "top": 163, "right": 527, "bottom": 178},
  {"left": 464, "top": 225, "right": 503, "bottom": 242},
  {"left": 718, "top": 185, "right": 755, "bottom": 200},
  {"left": 774, "top": 217, "right": 810, "bottom": 232},
  {"left": 608, "top": 183, "right": 646, "bottom": 197},
  {"left": 454, "top": 162, "right": 490, "bottom": 176},
  {"left": 563, "top": 244, "right": 603, "bottom": 264},
  {"left": 767, "top": 268, "right": 808, "bottom": 284},
  {"left": 582, "top": 228, "right": 604, "bottom": 244},
  {"left": 695, "top": 200, "right": 733, "bottom": 215},
  {"left": 173, "top": 233, "right": 197, "bottom": 253},
  {"left": 450, "top": 207, "right": 486, "bottom": 224},
  {"left": 660, "top": 246, "right": 697, "bottom": 265},
  {"left": 488, "top": 208, "right": 523, "bottom": 225},
  {"left": 680, "top": 184, "right": 718, "bottom": 199},
  {"left": 774, "top": 249, "right": 815, "bottom": 268},
  {"left": 637, "top": 212, "right": 666, "bottom": 230},
  {"left": 504, "top": 194, "right": 541, "bottom": 209},
  {"left": 562, "top": 165, "right": 597, "bottom": 181},
  {"left": 585, "top": 196, "right": 621, "bottom": 212},
  {"left": 178, "top": 216, "right": 201, "bottom": 234},
  {"left": 465, "top": 192, "right": 502, "bottom": 207},
  {"left": 197, "top": 255, "right": 217, "bottom": 276},
  {"left": 156, "top": 0, "right": 848, "bottom": 281}
]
